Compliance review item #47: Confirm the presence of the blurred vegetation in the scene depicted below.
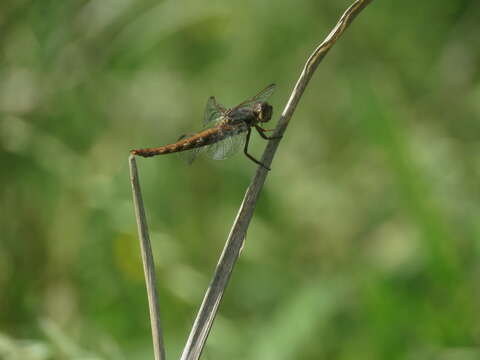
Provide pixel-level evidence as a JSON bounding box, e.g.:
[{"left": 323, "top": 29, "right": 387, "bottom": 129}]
[{"left": 1, "top": 0, "right": 480, "bottom": 359}]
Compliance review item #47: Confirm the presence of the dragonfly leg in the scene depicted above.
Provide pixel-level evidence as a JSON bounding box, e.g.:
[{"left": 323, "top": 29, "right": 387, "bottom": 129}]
[
  {"left": 257, "top": 127, "right": 275, "bottom": 132},
  {"left": 244, "top": 128, "right": 271, "bottom": 170},
  {"left": 255, "top": 125, "right": 282, "bottom": 140}
]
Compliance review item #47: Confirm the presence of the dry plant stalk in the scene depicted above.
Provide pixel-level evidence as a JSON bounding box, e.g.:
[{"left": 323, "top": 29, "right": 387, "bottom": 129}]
[
  {"left": 129, "top": 155, "right": 166, "bottom": 360},
  {"left": 129, "top": 1, "right": 374, "bottom": 359}
]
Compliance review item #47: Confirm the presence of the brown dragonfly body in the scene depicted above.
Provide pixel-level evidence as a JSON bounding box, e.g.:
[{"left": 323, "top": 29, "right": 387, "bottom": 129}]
[
  {"left": 131, "top": 84, "right": 278, "bottom": 169},
  {"left": 131, "top": 118, "right": 248, "bottom": 157}
]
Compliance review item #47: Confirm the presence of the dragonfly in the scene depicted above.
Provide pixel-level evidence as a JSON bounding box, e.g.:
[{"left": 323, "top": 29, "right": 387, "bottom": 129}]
[{"left": 130, "top": 84, "right": 280, "bottom": 170}]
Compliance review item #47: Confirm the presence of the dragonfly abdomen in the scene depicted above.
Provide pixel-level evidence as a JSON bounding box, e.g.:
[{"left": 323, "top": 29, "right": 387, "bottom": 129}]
[{"left": 131, "top": 126, "right": 232, "bottom": 157}]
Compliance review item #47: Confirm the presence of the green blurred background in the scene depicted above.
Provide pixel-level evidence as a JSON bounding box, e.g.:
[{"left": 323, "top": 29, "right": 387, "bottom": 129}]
[{"left": 1, "top": 0, "right": 480, "bottom": 359}]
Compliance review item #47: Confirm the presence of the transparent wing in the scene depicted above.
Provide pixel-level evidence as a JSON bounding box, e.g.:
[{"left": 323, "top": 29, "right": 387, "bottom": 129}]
[
  {"left": 205, "top": 132, "right": 246, "bottom": 160},
  {"left": 229, "top": 83, "right": 276, "bottom": 112},
  {"left": 178, "top": 146, "right": 203, "bottom": 164},
  {"left": 204, "top": 96, "right": 227, "bottom": 126},
  {"left": 176, "top": 134, "right": 204, "bottom": 164},
  {"left": 177, "top": 132, "right": 246, "bottom": 163}
]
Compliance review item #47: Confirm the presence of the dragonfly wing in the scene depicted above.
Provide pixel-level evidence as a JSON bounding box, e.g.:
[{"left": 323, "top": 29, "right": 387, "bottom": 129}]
[
  {"left": 250, "top": 83, "right": 276, "bottom": 103},
  {"left": 204, "top": 96, "right": 227, "bottom": 126},
  {"left": 229, "top": 83, "right": 276, "bottom": 112},
  {"left": 205, "top": 132, "right": 246, "bottom": 160},
  {"left": 176, "top": 134, "right": 205, "bottom": 164},
  {"left": 178, "top": 147, "right": 204, "bottom": 164}
]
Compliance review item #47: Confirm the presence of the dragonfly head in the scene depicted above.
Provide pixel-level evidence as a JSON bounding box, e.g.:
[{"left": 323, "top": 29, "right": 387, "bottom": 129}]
[{"left": 253, "top": 101, "right": 273, "bottom": 123}]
